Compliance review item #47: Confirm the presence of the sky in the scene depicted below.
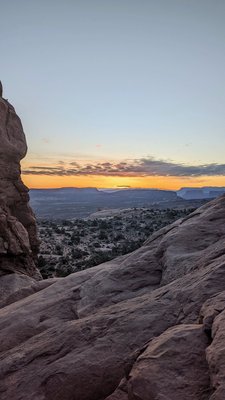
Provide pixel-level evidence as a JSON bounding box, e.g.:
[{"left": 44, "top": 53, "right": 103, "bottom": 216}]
[{"left": 1, "top": 0, "right": 225, "bottom": 189}]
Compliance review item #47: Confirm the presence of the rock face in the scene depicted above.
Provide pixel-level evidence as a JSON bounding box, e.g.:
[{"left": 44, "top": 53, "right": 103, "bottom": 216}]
[
  {"left": 0, "top": 194, "right": 225, "bottom": 399},
  {"left": 2, "top": 89, "right": 225, "bottom": 399},
  {"left": 0, "top": 85, "right": 40, "bottom": 278}
]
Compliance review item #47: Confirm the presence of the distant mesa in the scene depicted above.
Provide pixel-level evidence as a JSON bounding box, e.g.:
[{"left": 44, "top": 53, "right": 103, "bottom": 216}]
[
  {"left": 177, "top": 187, "right": 225, "bottom": 200},
  {"left": 29, "top": 187, "right": 181, "bottom": 219},
  {"left": 28, "top": 186, "right": 225, "bottom": 219}
]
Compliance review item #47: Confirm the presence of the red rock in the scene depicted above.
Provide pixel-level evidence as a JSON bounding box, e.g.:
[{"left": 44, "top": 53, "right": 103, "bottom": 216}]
[
  {"left": 0, "top": 87, "right": 40, "bottom": 278},
  {"left": 127, "top": 324, "right": 211, "bottom": 400}
]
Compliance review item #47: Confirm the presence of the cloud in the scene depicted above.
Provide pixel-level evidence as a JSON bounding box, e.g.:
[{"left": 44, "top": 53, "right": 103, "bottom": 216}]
[
  {"left": 22, "top": 157, "right": 225, "bottom": 178},
  {"left": 42, "top": 138, "right": 50, "bottom": 144}
]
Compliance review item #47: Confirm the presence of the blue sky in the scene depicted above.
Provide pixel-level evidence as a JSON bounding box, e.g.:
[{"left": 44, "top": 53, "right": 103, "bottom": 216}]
[{"left": 1, "top": 0, "right": 225, "bottom": 188}]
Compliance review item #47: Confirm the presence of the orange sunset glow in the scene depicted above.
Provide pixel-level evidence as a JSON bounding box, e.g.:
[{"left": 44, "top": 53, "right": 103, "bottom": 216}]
[{"left": 22, "top": 173, "right": 225, "bottom": 191}]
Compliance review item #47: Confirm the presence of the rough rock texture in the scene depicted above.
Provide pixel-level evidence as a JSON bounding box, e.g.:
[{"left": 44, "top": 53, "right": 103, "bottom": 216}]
[
  {"left": 108, "top": 324, "right": 211, "bottom": 400},
  {"left": 0, "top": 88, "right": 40, "bottom": 278},
  {"left": 0, "top": 274, "right": 56, "bottom": 309},
  {"left": 128, "top": 324, "right": 211, "bottom": 399},
  {"left": 0, "top": 195, "right": 225, "bottom": 399}
]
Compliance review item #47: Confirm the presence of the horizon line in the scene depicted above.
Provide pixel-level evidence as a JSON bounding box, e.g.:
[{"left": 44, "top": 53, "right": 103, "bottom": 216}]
[{"left": 28, "top": 185, "right": 225, "bottom": 191}]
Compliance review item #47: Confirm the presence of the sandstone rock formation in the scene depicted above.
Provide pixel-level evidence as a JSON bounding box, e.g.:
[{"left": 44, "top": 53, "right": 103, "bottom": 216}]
[
  {"left": 0, "top": 193, "right": 225, "bottom": 399},
  {"left": 0, "top": 84, "right": 40, "bottom": 279}
]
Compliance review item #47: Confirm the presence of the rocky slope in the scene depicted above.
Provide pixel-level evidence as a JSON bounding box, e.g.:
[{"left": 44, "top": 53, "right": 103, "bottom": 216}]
[
  {"left": 1, "top": 196, "right": 225, "bottom": 399},
  {"left": 1, "top": 90, "right": 225, "bottom": 399}
]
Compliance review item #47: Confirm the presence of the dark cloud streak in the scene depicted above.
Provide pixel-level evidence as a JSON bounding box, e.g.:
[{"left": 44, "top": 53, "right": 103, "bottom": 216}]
[{"left": 22, "top": 158, "right": 225, "bottom": 178}]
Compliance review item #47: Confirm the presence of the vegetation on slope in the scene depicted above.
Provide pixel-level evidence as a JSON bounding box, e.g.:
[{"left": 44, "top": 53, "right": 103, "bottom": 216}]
[{"left": 38, "top": 207, "right": 194, "bottom": 278}]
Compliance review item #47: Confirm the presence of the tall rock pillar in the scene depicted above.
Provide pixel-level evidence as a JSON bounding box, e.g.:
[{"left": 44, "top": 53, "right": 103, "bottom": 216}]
[{"left": 0, "top": 82, "right": 41, "bottom": 279}]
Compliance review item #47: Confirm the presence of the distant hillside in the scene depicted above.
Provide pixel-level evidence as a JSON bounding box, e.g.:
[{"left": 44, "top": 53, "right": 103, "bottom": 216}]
[
  {"left": 177, "top": 186, "right": 225, "bottom": 200},
  {"left": 29, "top": 187, "right": 208, "bottom": 219}
]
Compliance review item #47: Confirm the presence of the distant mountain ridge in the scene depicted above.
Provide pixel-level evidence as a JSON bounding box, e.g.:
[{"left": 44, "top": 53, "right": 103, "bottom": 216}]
[{"left": 29, "top": 187, "right": 207, "bottom": 219}]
